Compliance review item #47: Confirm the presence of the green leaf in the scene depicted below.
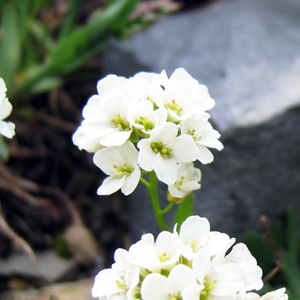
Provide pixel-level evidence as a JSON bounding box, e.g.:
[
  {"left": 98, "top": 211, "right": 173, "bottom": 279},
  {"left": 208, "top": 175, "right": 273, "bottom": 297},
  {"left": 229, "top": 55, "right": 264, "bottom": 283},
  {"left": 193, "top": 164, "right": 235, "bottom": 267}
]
[
  {"left": 286, "top": 206, "right": 299, "bottom": 263},
  {"left": 280, "top": 250, "right": 300, "bottom": 298},
  {"left": 30, "top": 76, "right": 62, "bottom": 93},
  {"left": 173, "top": 193, "right": 194, "bottom": 231},
  {"left": 0, "top": 2, "right": 22, "bottom": 88},
  {"left": 48, "top": 0, "right": 139, "bottom": 74},
  {"left": 58, "top": 0, "right": 81, "bottom": 41},
  {"left": 0, "top": 135, "right": 9, "bottom": 161}
]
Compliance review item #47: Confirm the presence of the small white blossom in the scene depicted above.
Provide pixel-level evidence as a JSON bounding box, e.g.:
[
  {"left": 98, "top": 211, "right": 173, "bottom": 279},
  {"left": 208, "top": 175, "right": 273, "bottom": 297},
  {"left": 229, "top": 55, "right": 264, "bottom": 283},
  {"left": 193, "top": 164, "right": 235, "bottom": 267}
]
[
  {"left": 0, "top": 78, "right": 15, "bottom": 139},
  {"left": 129, "top": 230, "right": 181, "bottom": 273},
  {"left": 81, "top": 92, "right": 133, "bottom": 147},
  {"left": 91, "top": 215, "right": 285, "bottom": 300},
  {"left": 137, "top": 122, "right": 200, "bottom": 184},
  {"left": 93, "top": 141, "right": 141, "bottom": 196},
  {"left": 152, "top": 68, "right": 215, "bottom": 122},
  {"left": 224, "top": 243, "right": 263, "bottom": 292},
  {"left": 127, "top": 100, "right": 167, "bottom": 134},
  {"left": 72, "top": 126, "right": 103, "bottom": 153},
  {"left": 168, "top": 163, "right": 201, "bottom": 199},
  {"left": 92, "top": 248, "right": 140, "bottom": 300},
  {"left": 193, "top": 250, "right": 244, "bottom": 300},
  {"left": 141, "top": 264, "right": 198, "bottom": 300},
  {"left": 181, "top": 113, "right": 223, "bottom": 164}
]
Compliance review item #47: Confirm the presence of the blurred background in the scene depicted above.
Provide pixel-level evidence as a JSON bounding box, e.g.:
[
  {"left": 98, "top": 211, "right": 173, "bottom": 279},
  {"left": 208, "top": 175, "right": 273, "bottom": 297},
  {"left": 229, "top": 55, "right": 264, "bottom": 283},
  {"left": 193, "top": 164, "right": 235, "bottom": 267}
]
[{"left": 0, "top": 0, "right": 300, "bottom": 299}]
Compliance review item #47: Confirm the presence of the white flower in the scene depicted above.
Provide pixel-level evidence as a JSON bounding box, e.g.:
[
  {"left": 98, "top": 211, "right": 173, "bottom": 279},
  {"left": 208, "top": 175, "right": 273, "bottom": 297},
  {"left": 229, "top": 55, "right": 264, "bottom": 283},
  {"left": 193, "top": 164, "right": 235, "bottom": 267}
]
[
  {"left": 141, "top": 264, "right": 198, "bottom": 300},
  {"left": 91, "top": 248, "right": 140, "bottom": 300},
  {"left": 72, "top": 126, "right": 103, "bottom": 153},
  {"left": 177, "top": 215, "right": 234, "bottom": 260},
  {"left": 168, "top": 163, "right": 201, "bottom": 199},
  {"left": 81, "top": 91, "right": 133, "bottom": 147},
  {"left": 0, "top": 78, "right": 15, "bottom": 139},
  {"left": 224, "top": 243, "right": 263, "bottom": 292},
  {"left": 181, "top": 113, "right": 223, "bottom": 164},
  {"left": 137, "top": 122, "right": 200, "bottom": 184},
  {"left": 91, "top": 215, "right": 268, "bottom": 300},
  {"left": 192, "top": 249, "right": 244, "bottom": 300},
  {"left": 127, "top": 100, "right": 167, "bottom": 134},
  {"left": 93, "top": 141, "right": 141, "bottom": 196},
  {"left": 152, "top": 68, "right": 215, "bottom": 122},
  {"left": 129, "top": 230, "right": 181, "bottom": 273}
]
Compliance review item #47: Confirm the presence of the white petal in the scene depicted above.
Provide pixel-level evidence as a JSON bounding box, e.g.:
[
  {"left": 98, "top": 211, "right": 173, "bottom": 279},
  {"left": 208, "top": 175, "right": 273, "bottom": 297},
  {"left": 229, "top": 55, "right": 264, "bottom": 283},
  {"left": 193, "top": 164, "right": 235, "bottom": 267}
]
[
  {"left": 137, "top": 139, "right": 156, "bottom": 171},
  {"left": 117, "top": 141, "right": 139, "bottom": 165},
  {"left": 180, "top": 216, "right": 210, "bottom": 250},
  {"left": 0, "top": 78, "right": 7, "bottom": 94},
  {"left": 0, "top": 98, "right": 12, "bottom": 120},
  {"left": 153, "top": 153, "right": 177, "bottom": 184},
  {"left": 121, "top": 167, "right": 141, "bottom": 195},
  {"left": 93, "top": 147, "right": 125, "bottom": 175},
  {"left": 169, "top": 264, "right": 197, "bottom": 292},
  {"left": 100, "top": 130, "right": 132, "bottom": 146},
  {"left": 210, "top": 263, "right": 244, "bottom": 296},
  {"left": 182, "top": 283, "right": 203, "bottom": 300},
  {"left": 171, "top": 135, "right": 200, "bottom": 163},
  {"left": 197, "top": 144, "right": 214, "bottom": 164},
  {"left": 150, "top": 122, "right": 178, "bottom": 143},
  {"left": 91, "top": 268, "right": 122, "bottom": 297},
  {"left": 141, "top": 273, "right": 170, "bottom": 300},
  {"left": 192, "top": 250, "right": 212, "bottom": 283},
  {"left": 97, "top": 176, "right": 126, "bottom": 195},
  {"left": 0, "top": 121, "right": 15, "bottom": 138}
]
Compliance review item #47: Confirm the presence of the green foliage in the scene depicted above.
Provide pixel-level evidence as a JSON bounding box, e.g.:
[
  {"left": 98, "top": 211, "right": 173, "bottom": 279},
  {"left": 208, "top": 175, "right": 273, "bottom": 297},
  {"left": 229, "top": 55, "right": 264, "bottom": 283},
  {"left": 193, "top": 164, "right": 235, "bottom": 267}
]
[
  {"left": 0, "top": 135, "right": 9, "bottom": 161},
  {"left": 0, "top": 0, "right": 143, "bottom": 100},
  {"left": 243, "top": 207, "right": 300, "bottom": 298},
  {"left": 173, "top": 193, "right": 194, "bottom": 231}
]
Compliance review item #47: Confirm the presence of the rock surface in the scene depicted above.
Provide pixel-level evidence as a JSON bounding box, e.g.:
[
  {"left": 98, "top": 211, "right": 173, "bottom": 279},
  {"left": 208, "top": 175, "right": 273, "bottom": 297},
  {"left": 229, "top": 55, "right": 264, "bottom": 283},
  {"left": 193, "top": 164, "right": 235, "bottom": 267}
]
[
  {"left": 102, "top": 0, "right": 300, "bottom": 241},
  {"left": 0, "top": 250, "right": 77, "bottom": 283},
  {"left": 0, "top": 277, "right": 94, "bottom": 300}
]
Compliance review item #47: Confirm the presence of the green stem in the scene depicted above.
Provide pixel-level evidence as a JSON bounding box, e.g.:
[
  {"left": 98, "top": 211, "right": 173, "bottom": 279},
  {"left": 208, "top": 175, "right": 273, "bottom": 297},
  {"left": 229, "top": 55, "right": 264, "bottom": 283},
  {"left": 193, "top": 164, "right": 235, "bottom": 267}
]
[
  {"left": 159, "top": 202, "right": 174, "bottom": 215},
  {"left": 146, "top": 171, "right": 171, "bottom": 231}
]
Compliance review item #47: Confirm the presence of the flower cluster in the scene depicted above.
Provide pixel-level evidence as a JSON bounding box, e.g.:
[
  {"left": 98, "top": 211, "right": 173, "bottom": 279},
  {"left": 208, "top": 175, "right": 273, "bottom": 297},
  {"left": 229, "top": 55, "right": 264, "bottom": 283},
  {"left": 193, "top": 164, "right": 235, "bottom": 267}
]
[
  {"left": 91, "top": 216, "right": 287, "bottom": 300},
  {"left": 73, "top": 68, "right": 223, "bottom": 198},
  {"left": 0, "top": 78, "right": 15, "bottom": 139}
]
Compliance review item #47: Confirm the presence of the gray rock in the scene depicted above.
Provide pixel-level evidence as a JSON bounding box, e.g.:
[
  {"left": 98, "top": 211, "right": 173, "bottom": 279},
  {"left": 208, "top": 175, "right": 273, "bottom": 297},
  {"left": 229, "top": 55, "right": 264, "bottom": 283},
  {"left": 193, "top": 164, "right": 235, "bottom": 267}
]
[
  {"left": 104, "top": 0, "right": 300, "bottom": 131},
  {"left": 0, "top": 250, "right": 77, "bottom": 283},
  {"left": 102, "top": 0, "right": 300, "bottom": 240}
]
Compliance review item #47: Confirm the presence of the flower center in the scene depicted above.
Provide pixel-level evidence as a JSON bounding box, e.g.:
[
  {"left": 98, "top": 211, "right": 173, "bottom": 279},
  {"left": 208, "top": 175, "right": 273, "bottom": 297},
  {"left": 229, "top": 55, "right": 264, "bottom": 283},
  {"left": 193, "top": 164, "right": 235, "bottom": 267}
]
[
  {"left": 158, "top": 252, "right": 169, "bottom": 262},
  {"left": 111, "top": 114, "right": 131, "bottom": 131},
  {"left": 151, "top": 142, "right": 173, "bottom": 158},
  {"left": 116, "top": 279, "right": 128, "bottom": 291},
  {"left": 113, "top": 163, "right": 134, "bottom": 178},
  {"left": 135, "top": 116, "right": 155, "bottom": 131},
  {"left": 191, "top": 240, "right": 197, "bottom": 252},
  {"left": 200, "top": 277, "right": 216, "bottom": 300},
  {"left": 187, "top": 129, "right": 201, "bottom": 141},
  {"left": 165, "top": 99, "right": 183, "bottom": 116},
  {"left": 173, "top": 176, "right": 185, "bottom": 190}
]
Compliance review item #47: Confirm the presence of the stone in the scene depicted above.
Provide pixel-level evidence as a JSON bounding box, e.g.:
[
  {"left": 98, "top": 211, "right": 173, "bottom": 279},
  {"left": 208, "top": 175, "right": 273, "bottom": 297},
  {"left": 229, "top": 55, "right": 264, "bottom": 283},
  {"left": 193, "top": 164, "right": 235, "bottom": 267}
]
[
  {"left": 104, "top": 0, "right": 300, "bottom": 131},
  {"left": 0, "top": 277, "right": 94, "bottom": 300},
  {"left": 63, "top": 224, "right": 102, "bottom": 266},
  {"left": 102, "top": 0, "right": 300, "bottom": 240},
  {"left": 0, "top": 250, "right": 77, "bottom": 283}
]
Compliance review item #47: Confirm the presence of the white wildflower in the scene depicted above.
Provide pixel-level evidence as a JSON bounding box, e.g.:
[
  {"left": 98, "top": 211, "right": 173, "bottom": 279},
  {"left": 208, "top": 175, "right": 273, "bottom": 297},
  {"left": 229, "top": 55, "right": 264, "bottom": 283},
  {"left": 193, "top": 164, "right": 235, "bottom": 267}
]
[
  {"left": 93, "top": 141, "right": 140, "bottom": 195},
  {"left": 181, "top": 113, "right": 223, "bottom": 164},
  {"left": 137, "top": 122, "right": 199, "bottom": 185},
  {"left": 168, "top": 163, "right": 201, "bottom": 200}
]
